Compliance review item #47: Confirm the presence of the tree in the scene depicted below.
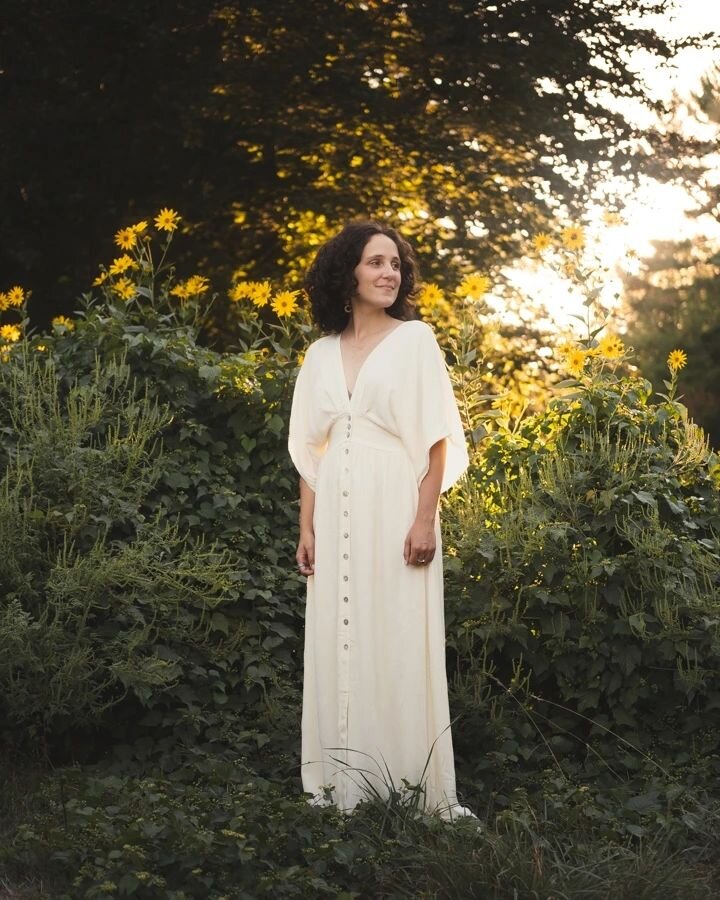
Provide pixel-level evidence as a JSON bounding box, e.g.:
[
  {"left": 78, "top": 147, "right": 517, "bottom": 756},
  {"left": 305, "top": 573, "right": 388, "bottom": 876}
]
[
  {"left": 624, "top": 239, "right": 720, "bottom": 447},
  {"left": 1, "top": 0, "right": 711, "bottom": 333},
  {"left": 622, "top": 65, "right": 720, "bottom": 448}
]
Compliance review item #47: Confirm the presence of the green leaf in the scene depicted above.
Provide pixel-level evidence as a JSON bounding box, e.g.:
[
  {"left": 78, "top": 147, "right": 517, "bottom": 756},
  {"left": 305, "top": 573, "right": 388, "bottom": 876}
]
[
  {"left": 210, "top": 612, "right": 229, "bottom": 635},
  {"left": 199, "top": 364, "right": 221, "bottom": 382},
  {"left": 631, "top": 490, "right": 656, "bottom": 506},
  {"left": 625, "top": 790, "right": 661, "bottom": 813}
]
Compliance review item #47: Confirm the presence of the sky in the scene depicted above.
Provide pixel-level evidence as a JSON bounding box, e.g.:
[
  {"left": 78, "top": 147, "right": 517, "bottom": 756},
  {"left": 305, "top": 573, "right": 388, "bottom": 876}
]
[{"left": 502, "top": 0, "right": 720, "bottom": 332}]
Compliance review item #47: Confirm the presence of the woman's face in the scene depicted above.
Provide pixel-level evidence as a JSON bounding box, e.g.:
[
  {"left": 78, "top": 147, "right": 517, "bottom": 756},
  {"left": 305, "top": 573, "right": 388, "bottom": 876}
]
[{"left": 352, "top": 233, "right": 401, "bottom": 311}]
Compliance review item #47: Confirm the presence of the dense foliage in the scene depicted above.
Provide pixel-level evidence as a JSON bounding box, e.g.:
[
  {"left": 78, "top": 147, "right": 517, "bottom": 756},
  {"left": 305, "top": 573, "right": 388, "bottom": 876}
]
[
  {"left": 0, "top": 246, "right": 311, "bottom": 778},
  {"left": 446, "top": 361, "right": 720, "bottom": 795},
  {"left": 1, "top": 223, "right": 720, "bottom": 897}
]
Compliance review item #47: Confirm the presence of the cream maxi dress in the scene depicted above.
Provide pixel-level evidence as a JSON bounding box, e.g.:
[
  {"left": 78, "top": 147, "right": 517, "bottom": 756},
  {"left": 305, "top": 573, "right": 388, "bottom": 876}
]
[{"left": 288, "top": 319, "right": 471, "bottom": 818}]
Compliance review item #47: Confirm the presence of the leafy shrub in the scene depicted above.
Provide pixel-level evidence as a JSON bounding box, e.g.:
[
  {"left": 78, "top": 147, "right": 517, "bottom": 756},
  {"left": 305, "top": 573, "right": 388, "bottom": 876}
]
[
  {"left": 445, "top": 296, "right": 720, "bottom": 792},
  {"left": 0, "top": 221, "right": 311, "bottom": 768},
  {"left": 48, "top": 305, "right": 306, "bottom": 768},
  {"left": 0, "top": 344, "right": 240, "bottom": 754}
]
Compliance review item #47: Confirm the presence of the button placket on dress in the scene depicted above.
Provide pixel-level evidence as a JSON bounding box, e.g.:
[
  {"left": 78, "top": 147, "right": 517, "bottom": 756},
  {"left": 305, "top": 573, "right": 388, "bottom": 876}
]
[{"left": 338, "top": 411, "right": 352, "bottom": 768}]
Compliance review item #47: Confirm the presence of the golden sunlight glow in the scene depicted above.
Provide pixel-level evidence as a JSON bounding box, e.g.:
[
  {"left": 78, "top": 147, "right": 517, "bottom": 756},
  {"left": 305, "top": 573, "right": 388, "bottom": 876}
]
[{"left": 485, "top": 1, "right": 720, "bottom": 334}]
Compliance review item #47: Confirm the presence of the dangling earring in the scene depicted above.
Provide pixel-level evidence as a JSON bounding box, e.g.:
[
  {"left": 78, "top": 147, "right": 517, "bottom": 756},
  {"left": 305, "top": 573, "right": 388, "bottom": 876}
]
[{"left": 344, "top": 301, "right": 352, "bottom": 313}]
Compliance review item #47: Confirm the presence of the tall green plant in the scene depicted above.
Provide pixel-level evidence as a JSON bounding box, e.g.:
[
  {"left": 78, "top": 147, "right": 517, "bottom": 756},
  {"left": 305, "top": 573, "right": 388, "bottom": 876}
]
[
  {"left": 446, "top": 228, "right": 720, "bottom": 789},
  {"left": 0, "top": 345, "right": 239, "bottom": 751}
]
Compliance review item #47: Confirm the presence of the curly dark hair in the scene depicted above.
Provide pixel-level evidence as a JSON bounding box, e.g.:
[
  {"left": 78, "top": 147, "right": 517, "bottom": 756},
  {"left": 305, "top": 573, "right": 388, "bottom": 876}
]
[{"left": 303, "top": 220, "right": 420, "bottom": 333}]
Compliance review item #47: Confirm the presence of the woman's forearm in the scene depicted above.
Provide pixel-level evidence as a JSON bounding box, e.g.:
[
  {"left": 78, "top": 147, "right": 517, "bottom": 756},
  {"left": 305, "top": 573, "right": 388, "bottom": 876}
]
[
  {"left": 299, "top": 476, "right": 315, "bottom": 532},
  {"left": 415, "top": 438, "right": 446, "bottom": 525}
]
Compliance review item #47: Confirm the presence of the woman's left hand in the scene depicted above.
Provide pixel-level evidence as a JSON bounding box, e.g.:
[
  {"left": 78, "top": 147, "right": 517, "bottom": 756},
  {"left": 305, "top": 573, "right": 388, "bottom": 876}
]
[{"left": 403, "top": 519, "right": 436, "bottom": 566}]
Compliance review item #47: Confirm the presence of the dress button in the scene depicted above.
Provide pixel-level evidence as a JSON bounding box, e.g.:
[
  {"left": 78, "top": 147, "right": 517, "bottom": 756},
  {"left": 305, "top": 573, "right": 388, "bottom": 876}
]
[
  {"left": 344, "top": 644, "right": 348, "bottom": 650},
  {"left": 345, "top": 449, "right": 349, "bottom": 454},
  {"left": 344, "top": 596, "right": 349, "bottom": 602},
  {"left": 343, "top": 575, "right": 349, "bottom": 581},
  {"left": 344, "top": 618, "right": 349, "bottom": 625},
  {"left": 343, "top": 532, "right": 348, "bottom": 538},
  {"left": 342, "top": 490, "right": 348, "bottom": 496},
  {"left": 343, "top": 553, "right": 348, "bottom": 559},
  {"left": 343, "top": 510, "right": 348, "bottom": 517}
]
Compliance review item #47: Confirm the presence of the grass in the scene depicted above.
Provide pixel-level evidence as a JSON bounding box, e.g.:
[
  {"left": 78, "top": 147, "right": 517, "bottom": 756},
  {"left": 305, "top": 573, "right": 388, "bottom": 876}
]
[
  {"left": 0, "top": 759, "right": 52, "bottom": 899},
  {"left": 345, "top": 790, "right": 720, "bottom": 899}
]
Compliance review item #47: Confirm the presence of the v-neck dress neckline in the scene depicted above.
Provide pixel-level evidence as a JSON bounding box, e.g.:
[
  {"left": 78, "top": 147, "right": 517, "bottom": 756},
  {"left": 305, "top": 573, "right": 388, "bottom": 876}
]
[{"left": 336, "top": 320, "right": 412, "bottom": 405}]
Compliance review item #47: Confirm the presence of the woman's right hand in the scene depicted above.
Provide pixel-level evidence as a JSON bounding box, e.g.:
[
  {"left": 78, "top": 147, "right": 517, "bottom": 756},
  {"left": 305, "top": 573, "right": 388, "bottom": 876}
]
[{"left": 296, "top": 529, "right": 315, "bottom": 577}]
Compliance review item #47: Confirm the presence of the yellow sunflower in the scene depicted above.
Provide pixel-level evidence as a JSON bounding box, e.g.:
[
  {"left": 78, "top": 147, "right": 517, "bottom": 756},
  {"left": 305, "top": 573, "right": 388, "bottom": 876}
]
[
  {"left": 93, "top": 271, "right": 108, "bottom": 287},
  {"left": 113, "top": 277, "right": 136, "bottom": 301},
  {"left": 109, "top": 255, "right": 138, "bottom": 276},
  {"left": 114, "top": 227, "right": 137, "bottom": 250},
  {"left": 185, "top": 274, "right": 210, "bottom": 295},
  {"left": 565, "top": 348, "right": 588, "bottom": 377},
  {"left": 6, "top": 286, "right": 25, "bottom": 307},
  {"left": 667, "top": 349, "right": 687, "bottom": 372},
  {"left": 456, "top": 273, "right": 490, "bottom": 301},
  {"left": 229, "top": 282, "right": 253, "bottom": 303},
  {"left": 0, "top": 324, "right": 22, "bottom": 342},
  {"left": 419, "top": 283, "right": 445, "bottom": 309},
  {"left": 561, "top": 226, "right": 585, "bottom": 252},
  {"left": 132, "top": 220, "right": 149, "bottom": 235},
  {"left": 272, "top": 289, "right": 300, "bottom": 317},
  {"left": 154, "top": 208, "right": 181, "bottom": 232},
  {"left": 596, "top": 334, "right": 625, "bottom": 360},
  {"left": 532, "top": 232, "right": 552, "bottom": 252},
  {"left": 170, "top": 283, "right": 190, "bottom": 300},
  {"left": 0, "top": 293, "right": 8, "bottom": 312},
  {"left": 250, "top": 281, "right": 272, "bottom": 308},
  {"left": 52, "top": 315, "right": 75, "bottom": 331},
  {"left": 602, "top": 211, "right": 623, "bottom": 227}
]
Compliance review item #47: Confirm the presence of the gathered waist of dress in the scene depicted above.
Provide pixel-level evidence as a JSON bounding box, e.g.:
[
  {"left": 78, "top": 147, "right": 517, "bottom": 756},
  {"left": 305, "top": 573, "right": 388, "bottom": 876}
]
[{"left": 327, "top": 415, "right": 405, "bottom": 453}]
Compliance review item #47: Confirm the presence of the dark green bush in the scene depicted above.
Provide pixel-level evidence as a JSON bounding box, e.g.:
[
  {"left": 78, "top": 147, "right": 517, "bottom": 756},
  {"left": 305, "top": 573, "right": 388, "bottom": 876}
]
[
  {"left": 446, "top": 366, "right": 720, "bottom": 790},
  {"left": 0, "top": 344, "right": 239, "bottom": 752},
  {"left": 0, "top": 290, "right": 308, "bottom": 768}
]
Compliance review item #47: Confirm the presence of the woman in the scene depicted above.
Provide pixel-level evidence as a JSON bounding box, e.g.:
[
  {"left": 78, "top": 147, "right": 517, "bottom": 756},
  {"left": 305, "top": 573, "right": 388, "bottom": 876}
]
[{"left": 288, "top": 221, "right": 473, "bottom": 819}]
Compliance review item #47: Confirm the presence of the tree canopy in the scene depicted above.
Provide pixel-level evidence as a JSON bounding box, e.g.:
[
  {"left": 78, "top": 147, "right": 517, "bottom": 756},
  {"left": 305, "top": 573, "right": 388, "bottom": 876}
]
[
  {"left": 622, "top": 67, "right": 720, "bottom": 448},
  {"left": 1, "top": 0, "right": 710, "bottom": 330},
  {"left": 624, "top": 239, "right": 720, "bottom": 447}
]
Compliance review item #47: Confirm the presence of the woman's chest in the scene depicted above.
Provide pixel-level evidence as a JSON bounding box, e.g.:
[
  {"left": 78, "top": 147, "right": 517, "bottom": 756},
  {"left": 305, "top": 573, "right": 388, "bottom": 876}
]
[{"left": 309, "top": 333, "right": 405, "bottom": 420}]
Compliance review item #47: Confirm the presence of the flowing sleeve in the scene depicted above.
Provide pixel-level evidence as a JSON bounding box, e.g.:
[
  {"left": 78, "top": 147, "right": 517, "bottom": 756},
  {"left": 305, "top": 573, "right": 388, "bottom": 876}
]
[
  {"left": 287, "top": 342, "right": 325, "bottom": 491},
  {"left": 395, "top": 322, "right": 469, "bottom": 494}
]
